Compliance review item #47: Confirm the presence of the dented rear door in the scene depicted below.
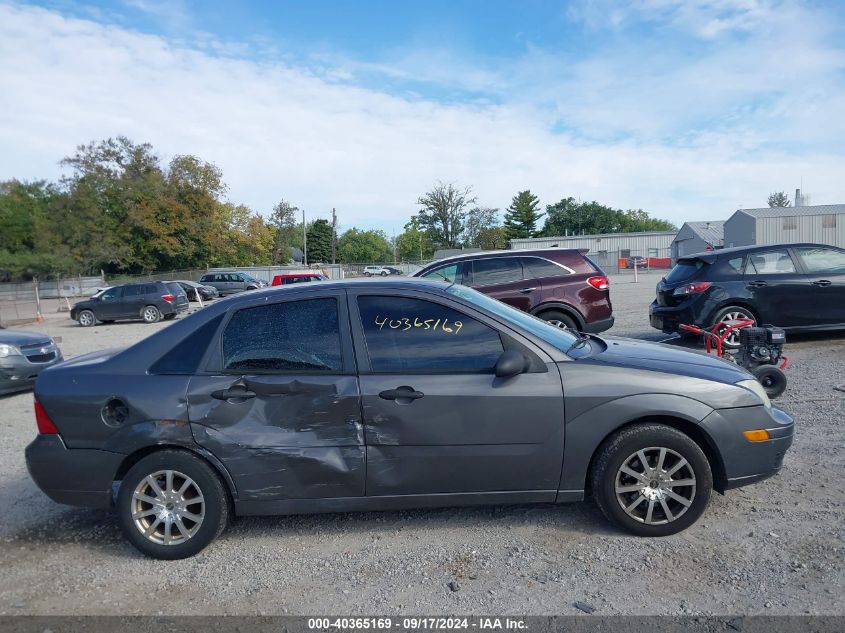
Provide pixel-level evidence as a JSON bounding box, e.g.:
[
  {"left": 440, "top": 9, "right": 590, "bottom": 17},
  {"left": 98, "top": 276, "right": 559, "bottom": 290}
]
[{"left": 187, "top": 289, "right": 364, "bottom": 502}]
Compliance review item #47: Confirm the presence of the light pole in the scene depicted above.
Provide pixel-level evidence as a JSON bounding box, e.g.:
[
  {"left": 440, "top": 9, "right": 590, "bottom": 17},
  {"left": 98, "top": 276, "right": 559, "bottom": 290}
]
[{"left": 302, "top": 208, "right": 307, "bottom": 266}]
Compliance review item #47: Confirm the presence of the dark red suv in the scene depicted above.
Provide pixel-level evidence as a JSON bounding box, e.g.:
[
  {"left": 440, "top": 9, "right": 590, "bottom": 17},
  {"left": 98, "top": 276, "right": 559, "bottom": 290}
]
[{"left": 412, "top": 249, "right": 613, "bottom": 332}]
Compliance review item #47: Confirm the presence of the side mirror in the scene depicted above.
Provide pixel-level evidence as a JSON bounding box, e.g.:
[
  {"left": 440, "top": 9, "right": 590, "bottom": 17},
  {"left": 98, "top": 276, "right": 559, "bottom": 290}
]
[{"left": 495, "top": 350, "right": 529, "bottom": 378}]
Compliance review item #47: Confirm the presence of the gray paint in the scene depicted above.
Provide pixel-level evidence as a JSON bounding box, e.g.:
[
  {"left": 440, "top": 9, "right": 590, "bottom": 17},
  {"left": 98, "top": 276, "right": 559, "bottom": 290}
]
[
  {"left": 724, "top": 204, "right": 845, "bottom": 249},
  {"left": 671, "top": 222, "right": 724, "bottom": 261},
  {"left": 27, "top": 278, "right": 794, "bottom": 519}
]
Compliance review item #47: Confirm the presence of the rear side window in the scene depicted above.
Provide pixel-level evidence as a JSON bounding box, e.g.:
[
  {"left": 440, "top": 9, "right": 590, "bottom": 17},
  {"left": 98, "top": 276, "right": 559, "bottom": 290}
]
[
  {"left": 222, "top": 298, "right": 342, "bottom": 373},
  {"left": 665, "top": 260, "right": 706, "bottom": 283},
  {"left": 421, "top": 262, "right": 462, "bottom": 283},
  {"left": 521, "top": 257, "right": 571, "bottom": 279},
  {"left": 470, "top": 257, "right": 523, "bottom": 286},
  {"left": 144, "top": 284, "right": 159, "bottom": 294},
  {"left": 746, "top": 250, "right": 795, "bottom": 275},
  {"left": 357, "top": 296, "right": 503, "bottom": 373},
  {"left": 150, "top": 314, "right": 224, "bottom": 375},
  {"left": 795, "top": 247, "right": 845, "bottom": 273}
]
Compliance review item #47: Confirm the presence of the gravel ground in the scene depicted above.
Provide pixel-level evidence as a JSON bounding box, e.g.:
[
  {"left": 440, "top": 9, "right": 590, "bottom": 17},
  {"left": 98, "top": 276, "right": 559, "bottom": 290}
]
[{"left": 1, "top": 273, "right": 843, "bottom": 616}]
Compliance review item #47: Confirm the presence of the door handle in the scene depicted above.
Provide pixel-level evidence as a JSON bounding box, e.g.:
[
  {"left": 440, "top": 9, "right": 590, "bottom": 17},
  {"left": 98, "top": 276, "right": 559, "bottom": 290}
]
[
  {"left": 747, "top": 281, "right": 768, "bottom": 288},
  {"left": 211, "top": 387, "right": 257, "bottom": 401},
  {"left": 379, "top": 387, "right": 424, "bottom": 401},
  {"left": 519, "top": 287, "right": 537, "bottom": 293},
  {"left": 812, "top": 280, "right": 832, "bottom": 287}
]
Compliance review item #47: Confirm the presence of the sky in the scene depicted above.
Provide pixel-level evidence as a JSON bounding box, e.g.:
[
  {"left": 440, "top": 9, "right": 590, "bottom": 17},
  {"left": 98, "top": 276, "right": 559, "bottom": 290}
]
[{"left": 1, "top": 0, "right": 844, "bottom": 235}]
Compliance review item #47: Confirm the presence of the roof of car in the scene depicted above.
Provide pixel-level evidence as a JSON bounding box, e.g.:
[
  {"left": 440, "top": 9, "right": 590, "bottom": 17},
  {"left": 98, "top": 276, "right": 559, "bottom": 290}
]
[
  {"left": 679, "top": 242, "right": 838, "bottom": 263},
  {"left": 423, "top": 247, "right": 585, "bottom": 267}
]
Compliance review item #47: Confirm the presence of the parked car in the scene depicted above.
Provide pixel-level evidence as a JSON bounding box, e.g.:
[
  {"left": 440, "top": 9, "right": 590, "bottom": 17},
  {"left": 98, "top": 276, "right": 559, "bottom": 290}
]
[
  {"left": 197, "top": 272, "right": 267, "bottom": 295},
  {"left": 363, "top": 265, "right": 391, "bottom": 277},
  {"left": 650, "top": 243, "right": 845, "bottom": 345},
  {"left": 70, "top": 281, "right": 182, "bottom": 326},
  {"left": 271, "top": 272, "right": 327, "bottom": 286},
  {"left": 413, "top": 249, "right": 613, "bottom": 332},
  {"left": 384, "top": 266, "right": 404, "bottom": 275},
  {"left": 626, "top": 256, "right": 647, "bottom": 269},
  {"left": 164, "top": 282, "right": 190, "bottom": 315},
  {"left": 175, "top": 280, "right": 218, "bottom": 302},
  {"left": 27, "top": 278, "right": 793, "bottom": 559},
  {"left": 0, "top": 328, "right": 63, "bottom": 395}
]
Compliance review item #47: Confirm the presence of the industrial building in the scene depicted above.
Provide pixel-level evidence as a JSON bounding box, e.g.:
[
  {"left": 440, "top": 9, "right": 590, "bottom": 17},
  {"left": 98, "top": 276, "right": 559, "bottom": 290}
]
[
  {"left": 671, "top": 221, "right": 725, "bottom": 260},
  {"left": 509, "top": 231, "right": 676, "bottom": 269},
  {"left": 723, "top": 204, "right": 845, "bottom": 249}
]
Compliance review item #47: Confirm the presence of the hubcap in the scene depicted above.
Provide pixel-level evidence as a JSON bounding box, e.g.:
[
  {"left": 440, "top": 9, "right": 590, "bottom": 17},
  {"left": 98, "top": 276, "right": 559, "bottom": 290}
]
[
  {"left": 546, "top": 319, "right": 570, "bottom": 330},
  {"left": 79, "top": 312, "right": 93, "bottom": 326},
  {"left": 131, "top": 469, "right": 205, "bottom": 545},
  {"left": 144, "top": 308, "right": 157, "bottom": 321},
  {"left": 615, "top": 447, "right": 696, "bottom": 525},
  {"left": 718, "top": 311, "right": 753, "bottom": 346}
]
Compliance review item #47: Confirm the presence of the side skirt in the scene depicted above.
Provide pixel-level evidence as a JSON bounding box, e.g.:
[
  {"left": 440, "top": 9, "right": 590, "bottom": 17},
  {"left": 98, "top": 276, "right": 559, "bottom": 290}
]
[{"left": 235, "top": 489, "right": 584, "bottom": 517}]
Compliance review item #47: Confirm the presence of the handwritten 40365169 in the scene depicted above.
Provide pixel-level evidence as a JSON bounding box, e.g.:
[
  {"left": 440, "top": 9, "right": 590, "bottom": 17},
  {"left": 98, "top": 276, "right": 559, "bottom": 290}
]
[{"left": 374, "top": 315, "right": 464, "bottom": 334}]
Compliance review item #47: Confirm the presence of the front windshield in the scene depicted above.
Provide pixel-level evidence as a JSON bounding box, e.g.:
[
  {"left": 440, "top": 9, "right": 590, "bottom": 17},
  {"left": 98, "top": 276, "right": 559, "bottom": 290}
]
[{"left": 446, "top": 284, "right": 579, "bottom": 351}]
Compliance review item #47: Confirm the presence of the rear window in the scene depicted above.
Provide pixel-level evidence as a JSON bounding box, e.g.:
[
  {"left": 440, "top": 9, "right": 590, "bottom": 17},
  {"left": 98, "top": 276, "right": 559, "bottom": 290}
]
[{"left": 665, "top": 260, "right": 706, "bottom": 283}]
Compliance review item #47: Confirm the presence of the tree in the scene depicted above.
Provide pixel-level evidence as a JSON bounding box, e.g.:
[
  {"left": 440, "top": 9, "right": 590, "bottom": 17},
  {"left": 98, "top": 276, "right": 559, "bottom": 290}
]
[
  {"left": 269, "top": 199, "right": 299, "bottom": 264},
  {"left": 416, "top": 182, "right": 476, "bottom": 248},
  {"left": 475, "top": 225, "right": 508, "bottom": 250},
  {"left": 464, "top": 207, "right": 500, "bottom": 248},
  {"left": 338, "top": 228, "right": 393, "bottom": 263},
  {"left": 542, "top": 197, "right": 674, "bottom": 236},
  {"left": 306, "top": 218, "right": 333, "bottom": 263},
  {"left": 767, "top": 192, "right": 791, "bottom": 208},
  {"left": 503, "top": 191, "right": 543, "bottom": 239},
  {"left": 395, "top": 217, "right": 435, "bottom": 261}
]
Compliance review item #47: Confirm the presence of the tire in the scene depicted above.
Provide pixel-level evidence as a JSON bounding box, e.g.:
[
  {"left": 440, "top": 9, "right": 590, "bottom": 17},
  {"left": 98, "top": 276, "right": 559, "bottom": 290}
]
[
  {"left": 77, "top": 309, "right": 96, "bottom": 327},
  {"left": 591, "top": 424, "right": 713, "bottom": 537},
  {"left": 711, "top": 306, "right": 756, "bottom": 349},
  {"left": 141, "top": 305, "right": 161, "bottom": 324},
  {"left": 380, "top": 271, "right": 388, "bottom": 276},
  {"left": 752, "top": 365, "right": 787, "bottom": 399},
  {"left": 363, "top": 272, "right": 371, "bottom": 277},
  {"left": 538, "top": 310, "right": 578, "bottom": 331},
  {"left": 117, "top": 450, "right": 230, "bottom": 560}
]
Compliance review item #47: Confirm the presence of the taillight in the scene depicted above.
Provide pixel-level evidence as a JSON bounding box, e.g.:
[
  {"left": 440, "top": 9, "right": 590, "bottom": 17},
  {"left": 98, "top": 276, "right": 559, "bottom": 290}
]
[
  {"left": 672, "top": 281, "right": 712, "bottom": 297},
  {"left": 34, "top": 399, "right": 59, "bottom": 435},
  {"left": 587, "top": 276, "right": 609, "bottom": 290},
  {"left": 162, "top": 294, "right": 175, "bottom": 302}
]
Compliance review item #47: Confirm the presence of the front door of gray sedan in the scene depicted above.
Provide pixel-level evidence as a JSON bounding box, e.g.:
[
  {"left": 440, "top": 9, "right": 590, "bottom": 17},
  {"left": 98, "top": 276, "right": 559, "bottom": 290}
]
[
  {"left": 186, "top": 291, "right": 364, "bottom": 502},
  {"left": 349, "top": 290, "right": 566, "bottom": 499}
]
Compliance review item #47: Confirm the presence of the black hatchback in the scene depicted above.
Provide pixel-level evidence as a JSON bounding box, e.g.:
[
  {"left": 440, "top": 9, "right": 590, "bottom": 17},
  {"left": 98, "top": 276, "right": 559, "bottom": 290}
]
[{"left": 650, "top": 243, "right": 845, "bottom": 344}]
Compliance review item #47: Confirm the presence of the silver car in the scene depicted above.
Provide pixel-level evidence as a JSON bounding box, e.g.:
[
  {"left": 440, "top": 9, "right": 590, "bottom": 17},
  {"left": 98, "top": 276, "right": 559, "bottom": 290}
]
[
  {"left": 0, "top": 328, "right": 64, "bottom": 395},
  {"left": 197, "top": 272, "right": 266, "bottom": 295}
]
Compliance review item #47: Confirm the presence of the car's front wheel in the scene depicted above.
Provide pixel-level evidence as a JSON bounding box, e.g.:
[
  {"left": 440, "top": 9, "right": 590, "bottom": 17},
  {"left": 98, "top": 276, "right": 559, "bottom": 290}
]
[
  {"left": 117, "top": 450, "right": 230, "bottom": 559},
  {"left": 77, "top": 309, "right": 96, "bottom": 327},
  {"left": 591, "top": 424, "right": 712, "bottom": 536}
]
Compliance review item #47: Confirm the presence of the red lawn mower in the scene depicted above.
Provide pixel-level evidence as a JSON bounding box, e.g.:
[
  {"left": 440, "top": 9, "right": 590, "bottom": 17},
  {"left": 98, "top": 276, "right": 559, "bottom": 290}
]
[{"left": 678, "top": 319, "right": 789, "bottom": 399}]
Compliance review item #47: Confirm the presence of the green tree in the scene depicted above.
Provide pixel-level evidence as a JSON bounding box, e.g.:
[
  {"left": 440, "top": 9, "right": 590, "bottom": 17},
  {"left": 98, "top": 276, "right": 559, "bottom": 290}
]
[
  {"left": 476, "top": 225, "right": 508, "bottom": 250},
  {"left": 269, "top": 199, "right": 299, "bottom": 264},
  {"left": 503, "top": 190, "right": 543, "bottom": 239},
  {"left": 338, "top": 228, "right": 393, "bottom": 263},
  {"left": 767, "top": 192, "right": 791, "bottom": 208},
  {"left": 416, "top": 182, "right": 476, "bottom": 248},
  {"left": 464, "top": 206, "right": 500, "bottom": 248},
  {"left": 306, "top": 218, "right": 333, "bottom": 263},
  {"left": 542, "top": 197, "right": 674, "bottom": 236},
  {"left": 395, "top": 217, "right": 435, "bottom": 261}
]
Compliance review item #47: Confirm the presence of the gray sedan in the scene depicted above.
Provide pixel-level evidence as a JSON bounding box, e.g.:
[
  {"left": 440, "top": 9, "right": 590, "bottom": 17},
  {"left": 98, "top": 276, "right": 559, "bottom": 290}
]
[
  {"left": 0, "top": 328, "right": 63, "bottom": 395},
  {"left": 25, "top": 279, "right": 793, "bottom": 559}
]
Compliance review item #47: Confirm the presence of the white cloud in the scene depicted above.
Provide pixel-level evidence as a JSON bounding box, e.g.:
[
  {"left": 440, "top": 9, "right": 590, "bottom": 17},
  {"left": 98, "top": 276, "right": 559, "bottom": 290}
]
[{"left": 0, "top": 1, "right": 843, "bottom": 232}]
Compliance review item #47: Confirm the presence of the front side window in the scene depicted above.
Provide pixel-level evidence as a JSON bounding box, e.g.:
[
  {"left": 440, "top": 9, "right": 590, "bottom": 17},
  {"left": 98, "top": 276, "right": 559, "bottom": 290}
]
[
  {"left": 795, "top": 247, "right": 845, "bottom": 273},
  {"left": 470, "top": 257, "right": 523, "bottom": 287},
  {"left": 357, "top": 296, "right": 503, "bottom": 373},
  {"left": 746, "top": 250, "right": 796, "bottom": 275},
  {"left": 421, "top": 263, "right": 462, "bottom": 283},
  {"left": 222, "top": 298, "right": 342, "bottom": 373},
  {"left": 101, "top": 287, "right": 124, "bottom": 301}
]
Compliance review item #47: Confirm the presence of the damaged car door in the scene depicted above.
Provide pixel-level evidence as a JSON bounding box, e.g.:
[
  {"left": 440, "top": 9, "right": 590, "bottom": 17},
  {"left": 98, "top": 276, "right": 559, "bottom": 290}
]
[{"left": 186, "top": 290, "right": 364, "bottom": 505}]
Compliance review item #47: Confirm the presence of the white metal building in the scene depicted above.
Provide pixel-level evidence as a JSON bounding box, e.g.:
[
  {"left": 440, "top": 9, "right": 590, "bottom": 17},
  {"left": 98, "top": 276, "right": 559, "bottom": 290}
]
[
  {"left": 510, "top": 231, "right": 676, "bottom": 256},
  {"left": 724, "top": 204, "right": 845, "bottom": 249}
]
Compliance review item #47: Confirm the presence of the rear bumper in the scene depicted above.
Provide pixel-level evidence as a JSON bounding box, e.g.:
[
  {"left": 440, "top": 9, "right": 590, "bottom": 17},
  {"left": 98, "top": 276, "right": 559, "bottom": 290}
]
[
  {"left": 583, "top": 315, "right": 614, "bottom": 334},
  {"left": 25, "top": 434, "right": 123, "bottom": 508},
  {"left": 649, "top": 300, "right": 706, "bottom": 333}
]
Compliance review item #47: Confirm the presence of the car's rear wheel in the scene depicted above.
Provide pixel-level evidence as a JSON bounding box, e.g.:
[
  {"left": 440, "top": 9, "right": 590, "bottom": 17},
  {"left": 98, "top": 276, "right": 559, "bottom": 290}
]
[
  {"left": 141, "top": 305, "right": 161, "bottom": 324},
  {"left": 380, "top": 271, "right": 388, "bottom": 276},
  {"left": 538, "top": 310, "right": 577, "bottom": 331},
  {"left": 363, "top": 272, "right": 372, "bottom": 277},
  {"left": 117, "top": 450, "right": 230, "bottom": 559},
  {"left": 77, "top": 310, "right": 96, "bottom": 327},
  {"left": 591, "top": 424, "right": 712, "bottom": 536},
  {"left": 711, "top": 306, "right": 756, "bottom": 349}
]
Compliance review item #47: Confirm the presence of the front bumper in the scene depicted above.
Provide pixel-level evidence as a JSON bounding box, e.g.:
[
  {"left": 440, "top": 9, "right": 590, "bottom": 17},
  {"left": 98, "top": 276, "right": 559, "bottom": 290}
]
[
  {"left": 0, "top": 351, "right": 64, "bottom": 395},
  {"left": 25, "top": 434, "right": 124, "bottom": 507},
  {"left": 704, "top": 405, "right": 794, "bottom": 491}
]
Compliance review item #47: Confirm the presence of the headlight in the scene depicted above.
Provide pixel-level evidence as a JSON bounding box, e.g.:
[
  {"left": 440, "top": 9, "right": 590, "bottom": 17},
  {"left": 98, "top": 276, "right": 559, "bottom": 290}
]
[
  {"left": 0, "top": 343, "right": 21, "bottom": 358},
  {"left": 737, "top": 379, "right": 771, "bottom": 409}
]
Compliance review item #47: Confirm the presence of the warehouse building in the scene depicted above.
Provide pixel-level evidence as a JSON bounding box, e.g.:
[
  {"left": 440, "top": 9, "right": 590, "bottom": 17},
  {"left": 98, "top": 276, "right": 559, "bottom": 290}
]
[
  {"left": 510, "top": 231, "right": 676, "bottom": 269},
  {"left": 671, "top": 221, "right": 725, "bottom": 261},
  {"left": 724, "top": 204, "right": 845, "bottom": 249}
]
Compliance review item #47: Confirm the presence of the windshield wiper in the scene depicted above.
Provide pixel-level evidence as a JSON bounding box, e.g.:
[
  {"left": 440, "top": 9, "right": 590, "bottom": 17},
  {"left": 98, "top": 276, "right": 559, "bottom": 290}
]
[{"left": 565, "top": 332, "right": 591, "bottom": 354}]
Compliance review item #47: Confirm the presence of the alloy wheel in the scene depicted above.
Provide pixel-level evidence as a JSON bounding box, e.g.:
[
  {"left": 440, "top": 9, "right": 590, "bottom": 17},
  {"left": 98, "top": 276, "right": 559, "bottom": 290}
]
[
  {"left": 717, "top": 311, "right": 753, "bottom": 346},
  {"left": 614, "top": 447, "right": 696, "bottom": 525},
  {"left": 143, "top": 306, "right": 159, "bottom": 323},
  {"left": 131, "top": 469, "right": 205, "bottom": 545},
  {"left": 546, "top": 319, "right": 569, "bottom": 330},
  {"left": 78, "top": 311, "right": 94, "bottom": 326}
]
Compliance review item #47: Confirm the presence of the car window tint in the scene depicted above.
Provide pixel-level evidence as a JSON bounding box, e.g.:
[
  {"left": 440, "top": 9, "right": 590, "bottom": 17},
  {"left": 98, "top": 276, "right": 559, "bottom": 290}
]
[
  {"left": 726, "top": 257, "right": 745, "bottom": 273},
  {"left": 521, "top": 257, "right": 569, "bottom": 278},
  {"left": 796, "top": 247, "right": 845, "bottom": 273},
  {"left": 746, "top": 250, "right": 795, "bottom": 275},
  {"left": 123, "top": 285, "right": 141, "bottom": 297},
  {"left": 471, "top": 257, "right": 523, "bottom": 286},
  {"left": 199, "top": 275, "right": 210, "bottom": 283},
  {"left": 421, "top": 263, "right": 461, "bottom": 283},
  {"left": 665, "top": 261, "right": 705, "bottom": 283},
  {"left": 222, "top": 298, "right": 342, "bottom": 373},
  {"left": 150, "top": 314, "right": 224, "bottom": 374},
  {"left": 146, "top": 284, "right": 159, "bottom": 294},
  {"left": 357, "top": 296, "right": 503, "bottom": 373},
  {"left": 102, "top": 287, "right": 123, "bottom": 300}
]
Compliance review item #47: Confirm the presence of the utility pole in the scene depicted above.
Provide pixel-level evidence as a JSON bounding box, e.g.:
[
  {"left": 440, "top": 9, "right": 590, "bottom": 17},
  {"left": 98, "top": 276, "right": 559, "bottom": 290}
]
[
  {"left": 302, "top": 208, "right": 307, "bottom": 266},
  {"left": 393, "top": 228, "right": 397, "bottom": 263},
  {"left": 331, "top": 207, "right": 337, "bottom": 264}
]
